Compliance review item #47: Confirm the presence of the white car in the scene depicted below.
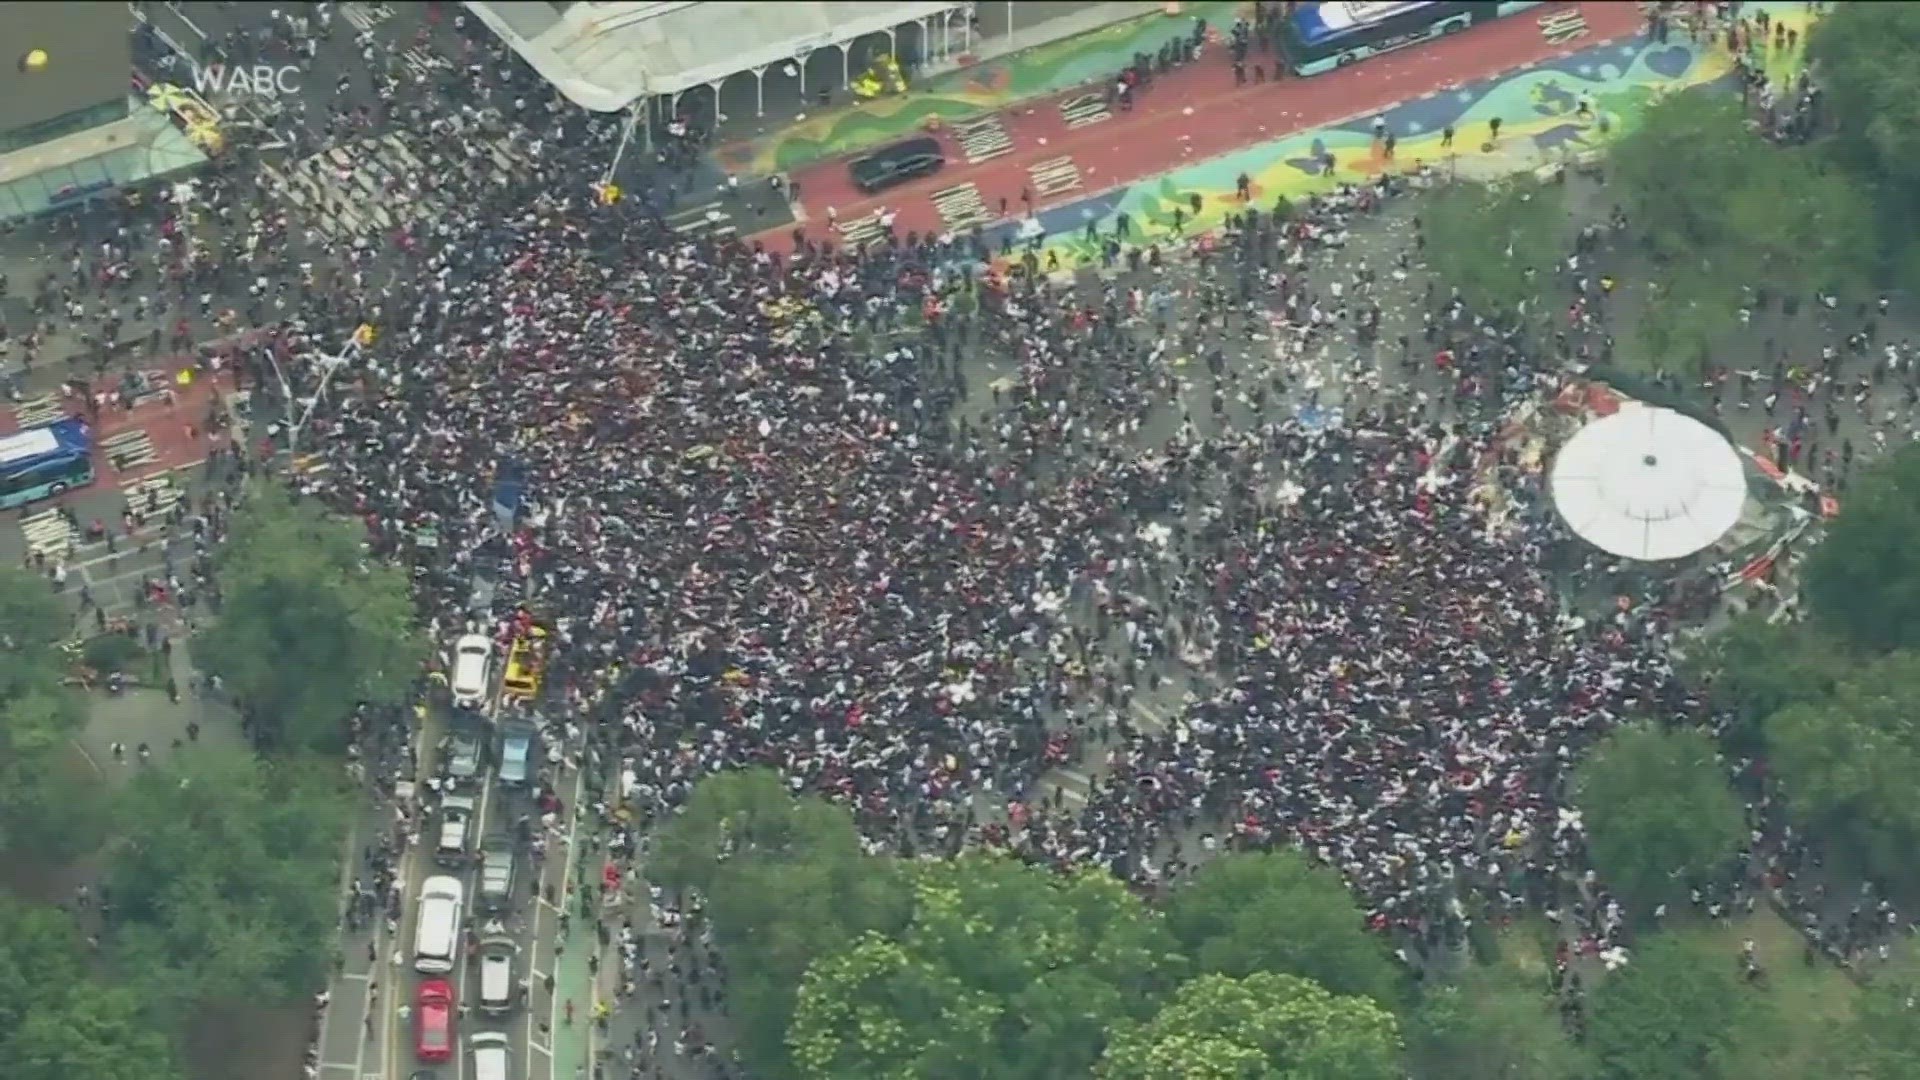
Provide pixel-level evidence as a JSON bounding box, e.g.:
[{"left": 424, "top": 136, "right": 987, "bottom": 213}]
[{"left": 449, "top": 634, "right": 493, "bottom": 708}]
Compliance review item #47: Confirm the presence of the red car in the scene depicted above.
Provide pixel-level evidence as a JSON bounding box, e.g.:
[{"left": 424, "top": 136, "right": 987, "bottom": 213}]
[{"left": 415, "top": 979, "right": 455, "bottom": 1062}]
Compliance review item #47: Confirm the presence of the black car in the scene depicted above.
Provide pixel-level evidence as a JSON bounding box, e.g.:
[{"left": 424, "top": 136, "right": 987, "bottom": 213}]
[{"left": 849, "top": 137, "right": 944, "bottom": 194}]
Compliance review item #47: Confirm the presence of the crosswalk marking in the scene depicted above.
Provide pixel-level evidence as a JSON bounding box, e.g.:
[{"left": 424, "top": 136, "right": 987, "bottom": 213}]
[
  {"left": 951, "top": 115, "right": 1013, "bottom": 164},
  {"left": 100, "top": 428, "right": 160, "bottom": 473},
  {"left": 290, "top": 452, "right": 333, "bottom": 477},
  {"left": 398, "top": 46, "right": 449, "bottom": 80},
  {"left": 12, "top": 394, "right": 66, "bottom": 428},
  {"left": 1059, "top": 92, "right": 1111, "bottom": 130},
  {"left": 123, "top": 473, "right": 185, "bottom": 523},
  {"left": 19, "top": 507, "right": 75, "bottom": 558},
  {"left": 665, "top": 201, "right": 738, "bottom": 240},
  {"left": 1540, "top": 9, "right": 1588, "bottom": 44},
  {"left": 1028, "top": 156, "right": 1082, "bottom": 199},
  {"left": 931, "top": 182, "right": 992, "bottom": 231},
  {"left": 836, "top": 211, "right": 888, "bottom": 250},
  {"left": 263, "top": 132, "right": 527, "bottom": 238},
  {"left": 341, "top": 2, "right": 395, "bottom": 32}
]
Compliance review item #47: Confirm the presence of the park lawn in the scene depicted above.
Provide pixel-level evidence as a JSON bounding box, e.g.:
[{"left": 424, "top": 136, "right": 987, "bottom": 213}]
[
  {"left": 1708, "top": 907, "right": 1873, "bottom": 1079},
  {"left": 1489, "top": 906, "right": 1877, "bottom": 1075}
]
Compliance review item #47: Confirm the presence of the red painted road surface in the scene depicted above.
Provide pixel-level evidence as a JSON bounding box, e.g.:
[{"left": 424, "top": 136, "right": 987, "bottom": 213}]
[
  {"left": 1, "top": 364, "right": 242, "bottom": 492},
  {"left": 771, "top": 1, "right": 1642, "bottom": 252}
]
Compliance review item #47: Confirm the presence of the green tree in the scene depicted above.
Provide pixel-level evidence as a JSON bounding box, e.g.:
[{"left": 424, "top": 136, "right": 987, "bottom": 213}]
[
  {"left": 1804, "top": 443, "right": 1920, "bottom": 651},
  {"left": 787, "top": 853, "right": 1180, "bottom": 1080},
  {"left": 1098, "top": 971, "right": 1401, "bottom": 1080},
  {"left": 1418, "top": 174, "right": 1568, "bottom": 318},
  {"left": 652, "top": 771, "right": 913, "bottom": 1079},
  {"left": 1682, "top": 612, "right": 1853, "bottom": 748},
  {"left": 1764, "top": 651, "right": 1920, "bottom": 882},
  {"left": 0, "top": 983, "right": 183, "bottom": 1080},
  {"left": 199, "top": 487, "right": 424, "bottom": 749},
  {"left": 0, "top": 900, "right": 84, "bottom": 1033},
  {"left": 1609, "top": 92, "right": 1875, "bottom": 370},
  {"left": 1165, "top": 849, "right": 1402, "bottom": 1007},
  {"left": 1806, "top": 3, "right": 1920, "bottom": 287},
  {"left": 787, "top": 934, "right": 997, "bottom": 1080},
  {"left": 1587, "top": 929, "right": 1770, "bottom": 1080},
  {"left": 105, "top": 748, "right": 347, "bottom": 1009},
  {"left": 0, "top": 566, "right": 96, "bottom": 858},
  {"left": 1406, "top": 974, "right": 1591, "bottom": 1080},
  {"left": 1574, "top": 722, "right": 1746, "bottom": 911}
]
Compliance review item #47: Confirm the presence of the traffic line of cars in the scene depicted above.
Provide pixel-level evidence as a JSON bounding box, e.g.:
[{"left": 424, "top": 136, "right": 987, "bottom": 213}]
[{"left": 409, "top": 624, "right": 550, "bottom": 1080}]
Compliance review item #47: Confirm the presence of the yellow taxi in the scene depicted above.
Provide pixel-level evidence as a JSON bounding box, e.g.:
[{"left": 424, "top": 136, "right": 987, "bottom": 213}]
[{"left": 500, "top": 626, "right": 548, "bottom": 700}]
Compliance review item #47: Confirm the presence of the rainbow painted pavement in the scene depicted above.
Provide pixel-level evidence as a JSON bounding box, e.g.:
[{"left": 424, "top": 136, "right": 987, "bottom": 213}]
[{"left": 1007, "top": 2, "right": 1819, "bottom": 268}]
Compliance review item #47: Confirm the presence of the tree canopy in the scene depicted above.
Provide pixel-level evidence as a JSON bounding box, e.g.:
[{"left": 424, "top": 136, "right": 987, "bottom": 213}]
[
  {"left": 199, "top": 487, "right": 424, "bottom": 749},
  {"left": 1097, "top": 971, "right": 1401, "bottom": 1080},
  {"left": 1764, "top": 650, "right": 1920, "bottom": 884},
  {"left": 652, "top": 770, "right": 913, "bottom": 1079},
  {"left": 1805, "top": 2, "right": 1920, "bottom": 288},
  {"left": 1608, "top": 91, "right": 1874, "bottom": 370},
  {"left": 0, "top": 566, "right": 97, "bottom": 858},
  {"left": 1406, "top": 973, "right": 1590, "bottom": 1080},
  {"left": 1802, "top": 442, "right": 1920, "bottom": 652},
  {"left": 788, "top": 853, "right": 1180, "bottom": 1080},
  {"left": 1586, "top": 929, "right": 1770, "bottom": 1080},
  {"left": 1683, "top": 612, "right": 1854, "bottom": 748},
  {"left": 104, "top": 747, "right": 348, "bottom": 1009},
  {"left": 1574, "top": 722, "right": 1746, "bottom": 911},
  {"left": 1165, "top": 849, "right": 1403, "bottom": 1007},
  {"left": 1417, "top": 173, "right": 1567, "bottom": 320},
  {"left": 1, "top": 983, "right": 183, "bottom": 1080},
  {"left": 0, "top": 900, "right": 183, "bottom": 1080}
]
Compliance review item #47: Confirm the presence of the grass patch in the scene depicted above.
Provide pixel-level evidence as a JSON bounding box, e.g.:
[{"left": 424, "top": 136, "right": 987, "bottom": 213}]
[{"left": 1491, "top": 906, "right": 1886, "bottom": 1077}]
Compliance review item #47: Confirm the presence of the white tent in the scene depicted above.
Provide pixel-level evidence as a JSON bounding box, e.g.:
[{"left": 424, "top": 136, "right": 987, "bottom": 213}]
[{"left": 1549, "top": 405, "right": 1747, "bottom": 562}]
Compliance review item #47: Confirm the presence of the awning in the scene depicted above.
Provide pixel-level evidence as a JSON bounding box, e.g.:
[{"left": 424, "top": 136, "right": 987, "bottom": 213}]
[{"left": 465, "top": 0, "right": 966, "bottom": 112}]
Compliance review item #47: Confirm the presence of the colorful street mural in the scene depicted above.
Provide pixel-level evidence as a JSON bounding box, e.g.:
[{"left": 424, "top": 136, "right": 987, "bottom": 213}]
[
  {"left": 996, "top": 2, "right": 1819, "bottom": 270},
  {"left": 715, "top": 1, "right": 1238, "bottom": 176}
]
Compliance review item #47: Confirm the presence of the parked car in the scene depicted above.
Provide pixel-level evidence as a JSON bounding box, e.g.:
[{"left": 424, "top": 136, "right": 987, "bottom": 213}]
[
  {"left": 449, "top": 633, "right": 493, "bottom": 708},
  {"left": 415, "top": 979, "right": 455, "bottom": 1062},
  {"left": 477, "top": 834, "right": 516, "bottom": 913},
  {"left": 849, "top": 136, "right": 944, "bottom": 194},
  {"left": 441, "top": 710, "right": 487, "bottom": 784},
  {"left": 475, "top": 933, "right": 521, "bottom": 1016},
  {"left": 496, "top": 720, "right": 538, "bottom": 786},
  {"left": 434, "top": 794, "right": 476, "bottom": 867},
  {"left": 469, "top": 1031, "right": 511, "bottom": 1080}
]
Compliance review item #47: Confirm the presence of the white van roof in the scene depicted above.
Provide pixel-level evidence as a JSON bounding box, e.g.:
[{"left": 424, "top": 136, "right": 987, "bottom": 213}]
[{"left": 421, "top": 875, "right": 464, "bottom": 903}]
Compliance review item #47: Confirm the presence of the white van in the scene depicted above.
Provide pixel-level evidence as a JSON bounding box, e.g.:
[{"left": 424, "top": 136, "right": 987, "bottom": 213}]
[
  {"left": 413, "top": 875, "right": 465, "bottom": 974},
  {"left": 449, "top": 633, "right": 493, "bottom": 708},
  {"left": 470, "top": 1030, "right": 511, "bottom": 1080}
]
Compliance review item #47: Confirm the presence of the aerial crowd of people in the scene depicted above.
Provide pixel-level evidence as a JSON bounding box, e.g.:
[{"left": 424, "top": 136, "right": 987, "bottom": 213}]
[{"left": 0, "top": 2, "right": 1905, "bottom": 1077}]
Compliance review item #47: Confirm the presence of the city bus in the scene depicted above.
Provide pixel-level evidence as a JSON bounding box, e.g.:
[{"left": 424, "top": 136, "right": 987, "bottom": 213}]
[
  {"left": 1281, "top": 2, "right": 1545, "bottom": 76},
  {"left": 0, "top": 417, "right": 94, "bottom": 510}
]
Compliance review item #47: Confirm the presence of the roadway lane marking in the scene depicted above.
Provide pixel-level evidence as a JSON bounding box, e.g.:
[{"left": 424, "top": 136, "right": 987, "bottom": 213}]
[
  {"left": 1028, "top": 156, "right": 1082, "bottom": 199},
  {"left": 19, "top": 509, "right": 76, "bottom": 559},
  {"left": 1059, "top": 92, "right": 1111, "bottom": 130},
  {"left": 13, "top": 394, "right": 66, "bottom": 427},
  {"left": 952, "top": 115, "right": 1014, "bottom": 164},
  {"left": 338, "top": 971, "right": 371, "bottom": 982},
  {"left": 528, "top": 1040, "right": 553, "bottom": 1057},
  {"left": 931, "top": 182, "right": 992, "bottom": 232}
]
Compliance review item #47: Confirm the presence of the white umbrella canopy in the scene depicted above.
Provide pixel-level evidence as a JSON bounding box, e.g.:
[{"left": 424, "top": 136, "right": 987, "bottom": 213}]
[{"left": 1550, "top": 406, "right": 1748, "bottom": 562}]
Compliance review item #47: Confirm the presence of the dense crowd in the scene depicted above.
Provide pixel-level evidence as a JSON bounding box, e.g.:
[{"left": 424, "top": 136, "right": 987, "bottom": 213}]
[{"left": 6, "top": 2, "right": 1903, "bottom": 1076}]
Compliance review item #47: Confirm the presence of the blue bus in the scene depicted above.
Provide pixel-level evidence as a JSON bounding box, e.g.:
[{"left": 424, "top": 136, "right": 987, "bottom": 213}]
[
  {"left": 1282, "top": 2, "right": 1544, "bottom": 75},
  {"left": 0, "top": 417, "right": 94, "bottom": 510}
]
